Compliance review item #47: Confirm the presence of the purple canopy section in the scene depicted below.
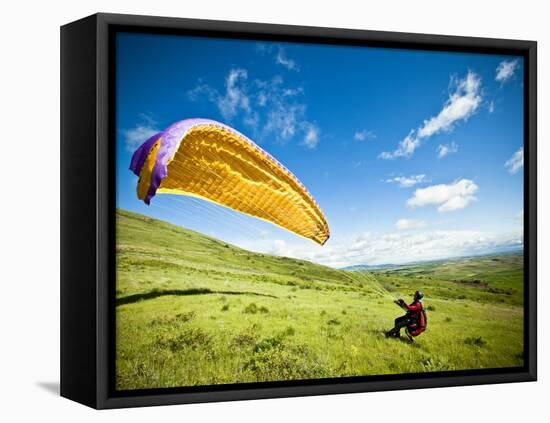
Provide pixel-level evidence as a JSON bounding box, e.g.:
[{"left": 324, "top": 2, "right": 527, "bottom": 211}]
[{"left": 129, "top": 118, "right": 238, "bottom": 204}]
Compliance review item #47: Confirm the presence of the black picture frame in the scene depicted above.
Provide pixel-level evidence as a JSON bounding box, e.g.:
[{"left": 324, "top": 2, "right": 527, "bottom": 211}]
[{"left": 61, "top": 12, "right": 537, "bottom": 409}]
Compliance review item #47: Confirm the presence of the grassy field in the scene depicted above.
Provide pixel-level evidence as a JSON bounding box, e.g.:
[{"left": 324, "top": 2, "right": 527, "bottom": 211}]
[{"left": 115, "top": 208, "right": 524, "bottom": 390}]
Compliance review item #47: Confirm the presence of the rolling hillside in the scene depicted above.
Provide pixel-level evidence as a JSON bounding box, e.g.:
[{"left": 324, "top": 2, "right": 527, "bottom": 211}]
[{"left": 116, "top": 209, "right": 524, "bottom": 390}]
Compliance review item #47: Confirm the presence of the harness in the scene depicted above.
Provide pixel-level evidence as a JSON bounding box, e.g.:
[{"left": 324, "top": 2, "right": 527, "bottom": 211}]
[{"left": 406, "top": 302, "right": 427, "bottom": 337}]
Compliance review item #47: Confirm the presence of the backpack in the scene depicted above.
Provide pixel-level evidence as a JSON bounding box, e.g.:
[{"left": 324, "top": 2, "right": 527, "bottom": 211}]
[{"left": 407, "top": 304, "right": 427, "bottom": 337}]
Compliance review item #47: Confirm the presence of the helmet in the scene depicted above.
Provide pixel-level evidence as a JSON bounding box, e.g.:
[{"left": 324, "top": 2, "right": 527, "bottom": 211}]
[{"left": 414, "top": 291, "right": 424, "bottom": 301}]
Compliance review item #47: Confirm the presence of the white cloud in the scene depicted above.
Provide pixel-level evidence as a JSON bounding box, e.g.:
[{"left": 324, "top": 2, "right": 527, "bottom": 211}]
[
  {"left": 437, "top": 141, "right": 459, "bottom": 158},
  {"left": 354, "top": 129, "right": 376, "bottom": 141},
  {"left": 257, "top": 44, "right": 299, "bottom": 71},
  {"left": 407, "top": 179, "right": 479, "bottom": 212},
  {"left": 275, "top": 47, "right": 299, "bottom": 71},
  {"left": 418, "top": 71, "right": 482, "bottom": 138},
  {"left": 380, "top": 71, "right": 482, "bottom": 159},
  {"left": 269, "top": 239, "right": 288, "bottom": 255},
  {"left": 379, "top": 130, "right": 420, "bottom": 159},
  {"left": 239, "top": 228, "right": 522, "bottom": 268},
  {"left": 302, "top": 123, "right": 320, "bottom": 149},
  {"left": 385, "top": 174, "right": 428, "bottom": 188},
  {"left": 188, "top": 69, "right": 318, "bottom": 148},
  {"left": 264, "top": 102, "right": 304, "bottom": 140},
  {"left": 122, "top": 113, "right": 159, "bottom": 152},
  {"left": 188, "top": 70, "right": 252, "bottom": 122},
  {"left": 496, "top": 59, "right": 519, "bottom": 83},
  {"left": 395, "top": 219, "right": 426, "bottom": 230},
  {"left": 505, "top": 147, "right": 524, "bottom": 174},
  {"left": 217, "top": 68, "right": 251, "bottom": 119},
  {"left": 187, "top": 81, "right": 217, "bottom": 102}
]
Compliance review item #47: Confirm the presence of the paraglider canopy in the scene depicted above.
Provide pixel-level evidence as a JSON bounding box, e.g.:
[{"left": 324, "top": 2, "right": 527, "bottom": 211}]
[{"left": 130, "top": 118, "right": 330, "bottom": 245}]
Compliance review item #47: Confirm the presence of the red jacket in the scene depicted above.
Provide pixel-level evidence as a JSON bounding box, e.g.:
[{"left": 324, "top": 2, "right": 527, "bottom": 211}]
[{"left": 403, "top": 300, "right": 422, "bottom": 314}]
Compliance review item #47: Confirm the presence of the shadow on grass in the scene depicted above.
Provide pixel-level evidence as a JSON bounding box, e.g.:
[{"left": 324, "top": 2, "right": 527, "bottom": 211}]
[
  {"left": 383, "top": 331, "right": 423, "bottom": 347},
  {"left": 116, "top": 288, "right": 277, "bottom": 306}
]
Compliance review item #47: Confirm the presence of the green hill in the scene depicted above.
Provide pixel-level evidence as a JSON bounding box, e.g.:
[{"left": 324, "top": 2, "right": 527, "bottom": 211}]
[{"left": 116, "top": 208, "right": 524, "bottom": 390}]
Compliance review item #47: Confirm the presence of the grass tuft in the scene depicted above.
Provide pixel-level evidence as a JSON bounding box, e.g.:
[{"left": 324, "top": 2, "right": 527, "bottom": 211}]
[{"left": 464, "top": 336, "right": 487, "bottom": 347}]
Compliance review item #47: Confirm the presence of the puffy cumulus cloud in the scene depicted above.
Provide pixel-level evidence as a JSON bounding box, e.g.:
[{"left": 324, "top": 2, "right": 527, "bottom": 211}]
[
  {"left": 240, "top": 229, "right": 523, "bottom": 268},
  {"left": 395, "top": 219, "right": 426, "bottom": 230},
  {"left": 188, "top": 68, "right": 319, "bottom": 148},
  {"left": 407, "top": 179, "right": 479, "bottom": 212},
  {"left": 437, "top": 142, "right": 459, "bottom": 158},
  {"left": 505, "top": 147, "right": 524, "bottom": 174},
  {"left": 385, "top": 174, "right": 428, "bottom": 188},
  {"left": 380, "top": 71, "right": 481, "bottom": 159},
  {"left": 496, "top": 59, "right": 519, "bottom": 83},
  {"left": 334, "top": 230, "right": 522, "bottom": 267},
  {"left": 418, "top": 71, "right": 482, "bottom": 138},
  {"left": 379, "top": 130, "right": 420, "bottom": 159}
]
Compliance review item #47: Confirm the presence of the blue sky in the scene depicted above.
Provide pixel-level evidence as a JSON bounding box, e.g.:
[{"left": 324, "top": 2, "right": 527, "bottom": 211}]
[{"left": 116, "top": 32, "right": 524, "bottom": 267}]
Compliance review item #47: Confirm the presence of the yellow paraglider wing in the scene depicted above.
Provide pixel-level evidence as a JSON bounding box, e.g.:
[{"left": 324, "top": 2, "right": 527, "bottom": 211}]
[{"left": 130, "top": 118, "right": 329, "bottom": 245}]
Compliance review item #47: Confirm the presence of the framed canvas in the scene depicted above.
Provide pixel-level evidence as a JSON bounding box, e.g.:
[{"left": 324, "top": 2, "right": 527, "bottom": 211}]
[{"left": 60, "top": 13, "right": 537, "bottom": 409}]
